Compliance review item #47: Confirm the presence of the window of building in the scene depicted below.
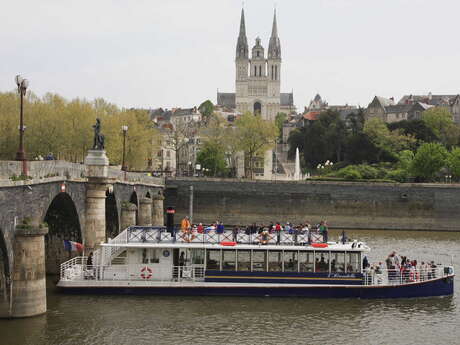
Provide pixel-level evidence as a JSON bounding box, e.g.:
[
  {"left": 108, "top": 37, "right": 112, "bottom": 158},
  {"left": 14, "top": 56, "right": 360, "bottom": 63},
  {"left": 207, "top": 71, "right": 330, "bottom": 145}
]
[
  {"left": 271, "top": 65, "right": 274, "bottom": 80},
  {"left": 259, "top": 65, "right": 261, "bottom": 76},
  {"left": 254, "top": 66, "right": 257, "bottom": 76},
  {"left": 275, "top": 65, "right": 278, "bottom": 80},
  {"left": 257, "top": 50, "right": 260, "bottom": 57}
]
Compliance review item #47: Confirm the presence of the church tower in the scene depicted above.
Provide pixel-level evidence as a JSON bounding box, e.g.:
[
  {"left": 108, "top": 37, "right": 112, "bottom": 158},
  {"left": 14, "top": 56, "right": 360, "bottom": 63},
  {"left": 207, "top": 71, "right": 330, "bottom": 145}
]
[
  {"left": 235, "top": 9, "right": 249, "bottom": 110},
  {"left": 267, "top": 10, "right": 281, "bottom": 110}
]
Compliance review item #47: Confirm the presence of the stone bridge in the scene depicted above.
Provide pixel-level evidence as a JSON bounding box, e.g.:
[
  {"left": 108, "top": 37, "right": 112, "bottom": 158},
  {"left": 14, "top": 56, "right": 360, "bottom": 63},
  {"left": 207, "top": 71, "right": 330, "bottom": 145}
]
[{"left": 0, "top": 157, "right": 165, "bottom": 318}]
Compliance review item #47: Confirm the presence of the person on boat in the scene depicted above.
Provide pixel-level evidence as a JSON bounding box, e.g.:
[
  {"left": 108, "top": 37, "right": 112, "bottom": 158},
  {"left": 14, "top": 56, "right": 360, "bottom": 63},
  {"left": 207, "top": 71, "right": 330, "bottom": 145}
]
[
  {"left": 319, "top": 220, "right": 328, "bottom": 243},
  {"left": 232, "top": 226, "right": 239, "bottom": 242},
  {"left": 216, "top": 221, "right": 225, "bottom": 234},
  {"left": 197, "top": 223, "right": 204, "bottom": 234},
  {"left": 87, "top": 252, "right": 93, "bottom": 267},
  {"left": 260, "top": 229, "right": 269, "bottom": 245},
  {"left": 181, "top": 216, "right": 191, "bottom": 232}
]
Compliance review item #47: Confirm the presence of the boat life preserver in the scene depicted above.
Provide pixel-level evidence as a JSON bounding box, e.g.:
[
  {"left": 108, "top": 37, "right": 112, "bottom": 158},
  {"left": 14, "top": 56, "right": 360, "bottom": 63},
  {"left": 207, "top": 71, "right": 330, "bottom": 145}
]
[
  {"left": 220, "top": 241, "right": 236, "bottom": 246},
  {"left": 312, "top": 243, "right": 328, "bottom": 248},
  {"left": 140, "top": 266, "right": 153, "bottom": 279}
]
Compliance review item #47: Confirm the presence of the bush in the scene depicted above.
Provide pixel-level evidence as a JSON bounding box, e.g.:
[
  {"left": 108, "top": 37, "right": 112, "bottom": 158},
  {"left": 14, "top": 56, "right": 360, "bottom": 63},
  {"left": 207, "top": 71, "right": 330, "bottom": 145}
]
[
  {"left": 335, "top": 166, "right": 362, "bottom": 180},
  {"left": 385, "top": 169, "right": 409, "bottom": 183}
]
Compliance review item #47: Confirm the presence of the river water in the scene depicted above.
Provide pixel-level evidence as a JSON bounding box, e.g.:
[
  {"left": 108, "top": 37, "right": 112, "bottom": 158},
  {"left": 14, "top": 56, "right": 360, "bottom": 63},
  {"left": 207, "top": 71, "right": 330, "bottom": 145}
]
[{"left": 1, "top": 230, "right": 459, "bottom": 345}]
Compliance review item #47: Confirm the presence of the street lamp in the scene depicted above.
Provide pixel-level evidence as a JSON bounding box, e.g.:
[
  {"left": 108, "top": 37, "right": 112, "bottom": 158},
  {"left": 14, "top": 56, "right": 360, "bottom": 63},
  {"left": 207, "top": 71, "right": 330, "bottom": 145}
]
[
  {"left": 15, "top": 75, "right": 29, "bottom": 176},
  {"left": 121, "top": 125, "right": 128, "bottom": 171}
]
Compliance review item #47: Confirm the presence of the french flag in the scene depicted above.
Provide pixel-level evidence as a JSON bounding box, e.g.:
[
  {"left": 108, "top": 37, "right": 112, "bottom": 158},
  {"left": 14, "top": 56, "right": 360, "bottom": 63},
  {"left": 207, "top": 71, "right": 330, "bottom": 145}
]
[{"left": 63, "top": 240, "right": 84, "bottom": 252}]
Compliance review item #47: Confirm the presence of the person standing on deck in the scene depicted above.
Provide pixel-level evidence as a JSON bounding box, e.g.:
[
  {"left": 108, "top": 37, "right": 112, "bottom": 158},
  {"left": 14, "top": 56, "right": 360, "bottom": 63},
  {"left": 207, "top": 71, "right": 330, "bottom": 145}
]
[{"left": 319, "top": 220, "right": 328, "bottom": 243}]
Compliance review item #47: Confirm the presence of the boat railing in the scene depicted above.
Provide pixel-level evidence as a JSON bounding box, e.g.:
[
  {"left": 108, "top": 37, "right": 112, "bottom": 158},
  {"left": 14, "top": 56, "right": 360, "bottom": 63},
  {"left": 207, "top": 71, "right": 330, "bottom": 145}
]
[
  {"left": 60, "top": 257, "right": 205, "bottom": 283},
  {"left": 120, "top": 226, "right": 326, "bottom": 246},
  {"left": 363, "top": 265, "right": 454, "bottom": 286},
  {"left": 172, "top": 266, "right": 205, "bottom": 282}
]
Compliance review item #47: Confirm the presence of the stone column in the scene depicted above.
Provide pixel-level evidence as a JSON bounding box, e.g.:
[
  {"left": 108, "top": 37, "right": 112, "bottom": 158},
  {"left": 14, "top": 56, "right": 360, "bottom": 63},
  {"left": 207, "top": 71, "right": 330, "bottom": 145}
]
[
  {"left": 152, "top": 194, "right": 165, "bottom": 226},
  {"left": 120, "top": 203, "right": 137, "bottom": 230},
  {"left": 138, "top": 198, "right": 152, "bottom": 226},
  {"left": 11, "top": 225, "right": 48, "bottom": 318},
  {"left": 84, "top": 149, "right": 109, "bottom": 251}
]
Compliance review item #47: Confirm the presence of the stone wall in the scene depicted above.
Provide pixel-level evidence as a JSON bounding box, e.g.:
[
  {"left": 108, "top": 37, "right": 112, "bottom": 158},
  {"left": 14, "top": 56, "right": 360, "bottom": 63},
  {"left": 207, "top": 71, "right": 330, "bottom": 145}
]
[{"left": 165, "top": 178, "right": 460, "bottom": 231}]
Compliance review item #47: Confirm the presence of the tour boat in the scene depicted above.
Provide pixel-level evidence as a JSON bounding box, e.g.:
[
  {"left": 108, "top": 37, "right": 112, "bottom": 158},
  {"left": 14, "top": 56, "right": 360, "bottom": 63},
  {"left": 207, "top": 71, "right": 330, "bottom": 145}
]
[{"left": 58, "top": 226, "right": 455, "bottom": 298}]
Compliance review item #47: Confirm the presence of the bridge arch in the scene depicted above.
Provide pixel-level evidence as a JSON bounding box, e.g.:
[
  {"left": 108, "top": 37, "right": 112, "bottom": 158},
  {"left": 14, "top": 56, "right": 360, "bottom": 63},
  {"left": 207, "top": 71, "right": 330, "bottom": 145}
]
[
  {"left": 44, "top": 192, "right": 82, "bottom": 274},
  {"left": 130, "top": 191, "right": 139, "bottom": 224},
  {"left": 0, "top": 229, "right": 9, "bottom": 316},
  {"left": 106, "top": 189, "right": 119, "bottom": 239}
]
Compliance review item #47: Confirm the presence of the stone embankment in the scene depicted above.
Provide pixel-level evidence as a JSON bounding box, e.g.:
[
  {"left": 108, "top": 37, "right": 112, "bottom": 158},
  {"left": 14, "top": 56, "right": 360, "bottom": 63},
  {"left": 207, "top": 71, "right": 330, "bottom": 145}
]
[{"left": 165, "top": 177, "right": 460, "bottom": 231}]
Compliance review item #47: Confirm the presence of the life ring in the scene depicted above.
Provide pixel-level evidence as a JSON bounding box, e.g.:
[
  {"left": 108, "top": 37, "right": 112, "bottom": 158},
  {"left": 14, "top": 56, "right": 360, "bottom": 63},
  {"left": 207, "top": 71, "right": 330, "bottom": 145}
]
[
  {"left": 140, "top": 266, "right": 153, "bottom": 279},
  {"left": 312, "top": 243, "right": 328, "bottom": 248}
]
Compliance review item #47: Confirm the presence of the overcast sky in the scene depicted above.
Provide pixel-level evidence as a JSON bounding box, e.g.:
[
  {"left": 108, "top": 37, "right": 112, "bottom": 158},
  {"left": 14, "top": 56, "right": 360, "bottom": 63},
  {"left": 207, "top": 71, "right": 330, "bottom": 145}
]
[{"left": 2, "top": 0, "right": 460, "bottom": 111}]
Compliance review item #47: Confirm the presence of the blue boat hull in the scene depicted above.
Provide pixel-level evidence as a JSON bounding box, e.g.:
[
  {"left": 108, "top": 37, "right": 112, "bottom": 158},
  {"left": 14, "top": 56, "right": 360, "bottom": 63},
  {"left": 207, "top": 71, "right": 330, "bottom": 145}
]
[{"left": 59, "top": 275, "right": 454, "bottom": 299}]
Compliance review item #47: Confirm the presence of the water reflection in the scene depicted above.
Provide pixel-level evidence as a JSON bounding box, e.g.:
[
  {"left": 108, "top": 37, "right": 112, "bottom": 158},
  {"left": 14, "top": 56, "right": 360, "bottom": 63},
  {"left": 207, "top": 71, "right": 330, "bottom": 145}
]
[{"left": 0, "top": 230, "right": 458, "bottom": 345}]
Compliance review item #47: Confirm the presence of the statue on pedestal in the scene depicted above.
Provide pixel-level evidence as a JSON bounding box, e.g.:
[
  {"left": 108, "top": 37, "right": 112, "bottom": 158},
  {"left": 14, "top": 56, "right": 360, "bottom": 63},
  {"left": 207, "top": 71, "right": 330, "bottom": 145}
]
[{"left": 92, "top": 118, "right": 105, "bottom": 150}]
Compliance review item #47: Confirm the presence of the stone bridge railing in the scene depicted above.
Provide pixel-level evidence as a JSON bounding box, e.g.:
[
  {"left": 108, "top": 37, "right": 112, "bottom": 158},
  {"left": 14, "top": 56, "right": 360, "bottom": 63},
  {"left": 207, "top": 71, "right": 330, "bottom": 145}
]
[{"left": 0, "top": 160, "right": 163, "bottom": 186}]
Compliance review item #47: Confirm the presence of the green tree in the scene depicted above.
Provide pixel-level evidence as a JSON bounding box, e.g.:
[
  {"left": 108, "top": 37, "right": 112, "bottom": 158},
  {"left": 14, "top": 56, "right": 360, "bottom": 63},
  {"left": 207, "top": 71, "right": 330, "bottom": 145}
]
[
  {"left": 196, "top": 142, "right": 227, "bottom": 177},
  {"left": 364, "top": 118, "right": 415, "bottom": 160},
  {"left": 198, "top": 100, "right": 214, "bottom": 125},
  {"left": 387, "top": 119, "right": 438, "bottom": 143},
  {"left": 275, "top": 112, "right": 287, "bottom": 138},
  {"left": 234, "top": 112, "right": 278, "bottom": 178},
  {"left": 422, "top": 107, "right": 460, "bottom": 147},
  {"left": 410, "top": 142, "right": 448, "bottom": 181},
  {"left": 447, "top": 147, "right": 460, "bottom": 180}
]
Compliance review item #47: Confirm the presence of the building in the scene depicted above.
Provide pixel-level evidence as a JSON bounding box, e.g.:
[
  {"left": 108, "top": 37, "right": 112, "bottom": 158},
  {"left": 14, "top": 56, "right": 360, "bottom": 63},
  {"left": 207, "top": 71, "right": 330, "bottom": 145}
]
[
  {"left": 150, "top": 107, "right": 202, "bottom": 176},
  {"left": 365, "top": 96, "right": 434, "bottom": 123},
  {"left": 217, "top": 9, "right": 295, "bottom": 120},
  {"left": 398, "top": 93, "right": 460, "bottom": 124}
]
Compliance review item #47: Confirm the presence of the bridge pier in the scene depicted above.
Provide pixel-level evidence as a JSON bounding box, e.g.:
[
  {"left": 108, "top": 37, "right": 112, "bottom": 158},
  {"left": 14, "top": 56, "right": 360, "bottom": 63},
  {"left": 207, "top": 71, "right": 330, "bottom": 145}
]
[
  {"left": 11, "top": 225, "right": 48, "bottom": 318},
  {"left": 84, "top": 149, "right": 110, "bottom": 251},
  {"left": 121, "top": 203, "right": 137, "bottom": 230},
  {"left": 138, "top": 198, "right": 152, "bottom": 226},
  {"left": 152, "top": 194, "right": 165, "bottom": 226}
]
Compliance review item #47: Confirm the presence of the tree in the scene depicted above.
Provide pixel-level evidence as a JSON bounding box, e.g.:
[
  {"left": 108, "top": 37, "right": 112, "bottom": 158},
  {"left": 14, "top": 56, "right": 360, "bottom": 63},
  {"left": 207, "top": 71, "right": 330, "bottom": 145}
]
[
  {"left": 163, "top": 119, "right": 196, "bottom": 175},
  {"left": 410, "top": 142, "right": 448, "bottom": 181},
  {"left": 364, "top": 118, "right": 416, "bottom": 160},
  {"left": 422, "top": 107, "right": 460, "bottom": 147},
  {"left": 447, "top": 147, "right": 460, "bottom": 180},
  {"left": 387, "top": 119, "right": 438, "bottom": 143},
  {"left": 346, "top": 108, "right": 365, "bottom": 136},
  {"left": 196, "top": 142, "right": 227, "bottom": 177},
  {"left": 198, "top": 100, "right": 214, "bottom": 125},
  {"left": 234, "top": 112, "right": 278, "bottom": 178},
  {"left": 275, "top": 112, "right": 287, "bottom": 138}
]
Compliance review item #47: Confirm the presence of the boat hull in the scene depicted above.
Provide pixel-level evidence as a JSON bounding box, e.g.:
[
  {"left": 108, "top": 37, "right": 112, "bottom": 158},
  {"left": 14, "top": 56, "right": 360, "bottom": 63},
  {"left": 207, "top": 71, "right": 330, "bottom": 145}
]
[{"left": 58, "top": 275, "right": 454, "bottom": 299}]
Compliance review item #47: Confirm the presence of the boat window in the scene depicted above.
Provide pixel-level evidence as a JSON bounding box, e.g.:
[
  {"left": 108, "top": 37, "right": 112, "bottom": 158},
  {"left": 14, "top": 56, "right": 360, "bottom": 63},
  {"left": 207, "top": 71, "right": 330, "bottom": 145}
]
[
  {"left": 191, "top": 249, "right": 204, "bottom": 265},
  {"left": 237, "top": 250, "right": 251, "bottom": 271},
  {"left": 268, "top": 251, "right": 282, "bottom": 272},
  {"left": 206, "top": 249, "right": 221, "bottom": 270},
  {"left": 142, "top": 248, "right": 159, "bottom": 264},
  {"left": 252, "top": 250, "right": 267, "bottom": 271},
  {"left": 315, "top": 251, "right": 329, "bottom": 272},
  {"left": 330, "top": 252, "right": 345, "bottom": 273},
  {"left": 222, "top": 250, "right": 236, "bottom": 271},
  {"left": 283, "top": 251, "right": 298, "bottom": 272},
  {"left": 299, "top": 251, "right": 314, "bottom": 272},
  {"left": 347, "top": 252, "right": 361, "bottom": 273}
]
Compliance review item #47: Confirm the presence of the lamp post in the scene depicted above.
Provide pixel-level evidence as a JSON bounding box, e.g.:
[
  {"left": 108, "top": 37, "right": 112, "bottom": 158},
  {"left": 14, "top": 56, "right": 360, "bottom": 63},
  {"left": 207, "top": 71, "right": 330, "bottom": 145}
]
[
  {"left": 15, "top": 75, "right": 29, "bottom": 176},
  {"left": 121, "top": 125, "right": 128, "bottom": 172}
]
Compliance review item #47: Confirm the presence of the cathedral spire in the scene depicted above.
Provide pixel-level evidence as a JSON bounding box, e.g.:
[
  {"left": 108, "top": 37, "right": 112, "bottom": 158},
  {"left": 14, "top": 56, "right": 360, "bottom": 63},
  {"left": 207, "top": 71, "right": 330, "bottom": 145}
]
[
  {"left": 271, "top": 9, "right": 278, "bottom": 38},
  {"left": 239, "top": 8, "right": 246, "bottom": 37},
  {"left": 236, "top": 8, "right": 248, "bottom": 59},
  {"left": 268, "top": 9, "right": 281, "bottom": 59}
]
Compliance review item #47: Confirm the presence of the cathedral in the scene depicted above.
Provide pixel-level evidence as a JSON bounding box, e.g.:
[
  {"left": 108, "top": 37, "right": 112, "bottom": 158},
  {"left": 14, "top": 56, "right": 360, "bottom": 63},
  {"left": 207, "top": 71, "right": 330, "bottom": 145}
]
[{"left": 217, "top": 9, "right": 295, "bottom": 121}]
